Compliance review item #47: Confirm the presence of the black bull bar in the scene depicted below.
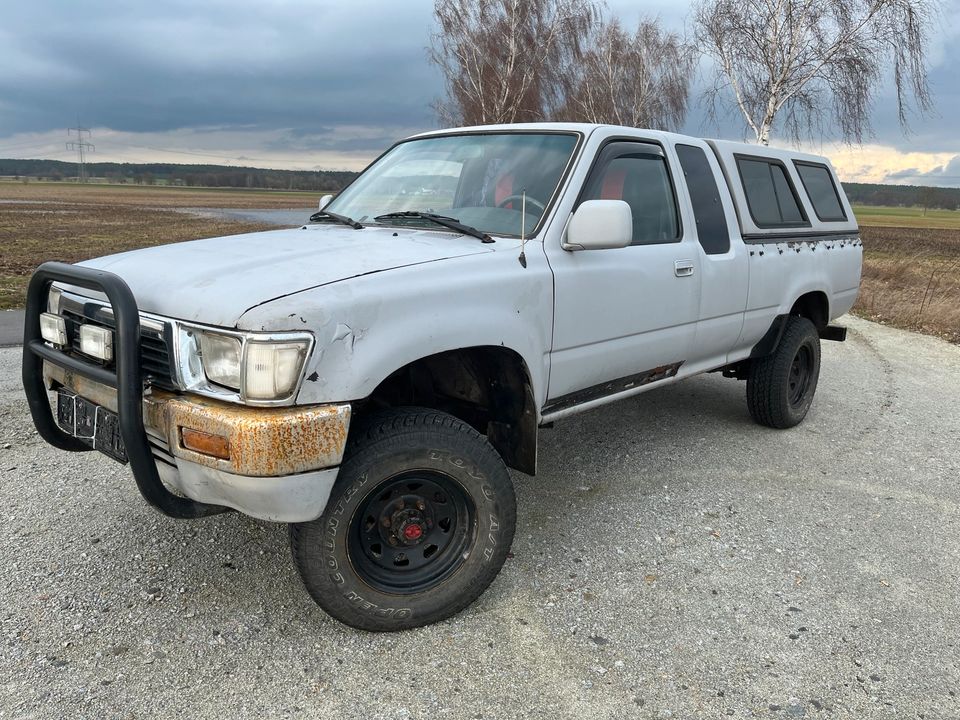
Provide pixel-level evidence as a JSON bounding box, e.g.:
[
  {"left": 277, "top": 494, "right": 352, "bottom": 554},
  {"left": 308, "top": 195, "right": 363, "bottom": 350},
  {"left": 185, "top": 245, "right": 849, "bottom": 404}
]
[{"left": 21, "top": 261, "right": 228, "bottom": 519}]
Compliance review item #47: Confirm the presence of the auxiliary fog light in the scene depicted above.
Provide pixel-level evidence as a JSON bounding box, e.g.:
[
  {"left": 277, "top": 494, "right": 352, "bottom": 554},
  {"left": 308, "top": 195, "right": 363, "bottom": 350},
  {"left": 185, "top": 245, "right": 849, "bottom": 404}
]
[
  {"left": 79, "top": 324, "right": 114, "bottom": 361},
  {"left": 39, "top": 312, "right": 67, "bottom": 346}
]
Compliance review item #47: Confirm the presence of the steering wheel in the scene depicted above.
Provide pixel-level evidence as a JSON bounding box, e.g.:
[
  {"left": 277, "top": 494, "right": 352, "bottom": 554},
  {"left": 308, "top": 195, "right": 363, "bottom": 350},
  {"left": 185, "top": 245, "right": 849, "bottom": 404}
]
[{"left": 497, "top": 194, "right": 546, "bottom": 212}]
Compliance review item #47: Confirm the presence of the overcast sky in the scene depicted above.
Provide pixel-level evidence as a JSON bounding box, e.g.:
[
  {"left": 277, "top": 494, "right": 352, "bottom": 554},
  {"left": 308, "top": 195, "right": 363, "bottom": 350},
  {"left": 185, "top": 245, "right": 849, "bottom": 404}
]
[{"left": 1, "top": 0, "right": 958, "bottom": 185}]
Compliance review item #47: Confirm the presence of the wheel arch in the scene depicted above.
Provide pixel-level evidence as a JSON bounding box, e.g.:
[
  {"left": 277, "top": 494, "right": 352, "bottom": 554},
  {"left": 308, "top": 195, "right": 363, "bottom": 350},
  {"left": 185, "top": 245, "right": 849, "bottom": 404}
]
[
  {"left": 790, "top": 290, "right": 830, "bottom": 330},
  {"left": 353, "top": 345, "right": 538, "bottom": 475},
  {"left": 751, "top": 290, "right": 830, "bottom": 359}
]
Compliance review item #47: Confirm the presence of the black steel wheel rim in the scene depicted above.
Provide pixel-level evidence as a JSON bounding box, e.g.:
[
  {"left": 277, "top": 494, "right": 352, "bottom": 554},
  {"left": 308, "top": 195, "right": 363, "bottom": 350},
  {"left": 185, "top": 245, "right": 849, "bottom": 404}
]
[
  {"left": 348, "top": 471, "right": 476, "bottom": 595},
  {"left": 788, "top": 344, "right": 813, "bottom": 407}
]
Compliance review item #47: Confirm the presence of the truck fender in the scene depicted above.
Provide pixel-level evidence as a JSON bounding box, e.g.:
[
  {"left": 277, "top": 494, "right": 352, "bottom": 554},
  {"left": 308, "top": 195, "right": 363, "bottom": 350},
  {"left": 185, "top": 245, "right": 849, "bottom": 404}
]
[{"left": 750, "top": 314, "right": 789, "bottom": 359}]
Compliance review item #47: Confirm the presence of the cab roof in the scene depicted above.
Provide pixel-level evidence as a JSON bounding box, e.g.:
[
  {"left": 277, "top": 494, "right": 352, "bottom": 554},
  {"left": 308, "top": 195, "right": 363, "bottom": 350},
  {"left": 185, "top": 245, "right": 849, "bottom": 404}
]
[{"left": 409, "top": 123, "right": 834, "bottom": 164}]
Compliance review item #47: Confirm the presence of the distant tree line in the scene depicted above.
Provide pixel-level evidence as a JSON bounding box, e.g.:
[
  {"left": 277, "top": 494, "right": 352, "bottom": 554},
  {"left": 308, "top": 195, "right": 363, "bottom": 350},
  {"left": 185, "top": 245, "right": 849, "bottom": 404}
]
[
  {"left": 842, "top": 183, "right": 960, "bottom": 211},
  {"left": 0, "top": 159, "right": 357, "bottom": 192}
]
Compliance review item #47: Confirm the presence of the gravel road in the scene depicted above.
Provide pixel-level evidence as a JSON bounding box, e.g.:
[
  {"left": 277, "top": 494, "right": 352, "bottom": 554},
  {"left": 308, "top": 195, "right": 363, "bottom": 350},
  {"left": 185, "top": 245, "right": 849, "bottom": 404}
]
[
  {"left": 1, "top": 315, "right": 958, "bottom": 720},
  {"left": 0, "top": 310, "right": 25, "bottom": 348}
]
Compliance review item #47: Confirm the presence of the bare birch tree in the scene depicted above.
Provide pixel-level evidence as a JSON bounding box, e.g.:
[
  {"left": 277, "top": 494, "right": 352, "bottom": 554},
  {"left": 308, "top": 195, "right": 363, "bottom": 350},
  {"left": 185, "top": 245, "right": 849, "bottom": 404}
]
[
  {"left": 693, "top": 0, "right": 939, "bottom": 145},
  {"left": 428, "top": 0, "right": 598, "bottom": 125},
  {"left": 560, "top": 18, "right": 694, "bottom": 129}
]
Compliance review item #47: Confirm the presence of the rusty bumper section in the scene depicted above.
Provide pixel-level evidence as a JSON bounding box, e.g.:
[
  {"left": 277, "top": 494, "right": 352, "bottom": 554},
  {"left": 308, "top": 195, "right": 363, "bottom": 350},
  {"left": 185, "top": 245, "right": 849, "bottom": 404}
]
[
  {"left": 46, "top": 362, "right": 350, "bottom": 476},
  {"left": 45, "top": 362, "right": 350, "bottom": 522},
  {"left": 143, "top": 390, "right": 350, "bottom": 477}
]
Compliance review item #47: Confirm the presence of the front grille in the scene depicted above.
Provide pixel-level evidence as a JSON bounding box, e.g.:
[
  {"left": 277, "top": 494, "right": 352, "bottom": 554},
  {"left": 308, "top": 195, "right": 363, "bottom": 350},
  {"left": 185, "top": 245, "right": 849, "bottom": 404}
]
[
  {"left": 60, "top": 302, "right": 177, "bottom": 389},
  {"left": 147, "top": 431, "right": 177, "bottom": 467},
  {"left": 139, "top": 332, "right": 174, "bottom": 385}
]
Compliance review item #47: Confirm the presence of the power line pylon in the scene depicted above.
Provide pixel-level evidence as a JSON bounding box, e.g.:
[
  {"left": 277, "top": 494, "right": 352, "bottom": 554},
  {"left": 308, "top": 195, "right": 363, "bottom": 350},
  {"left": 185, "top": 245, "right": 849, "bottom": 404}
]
[{"left": 66, "top": 126, "right": 94, "bottom": 183}]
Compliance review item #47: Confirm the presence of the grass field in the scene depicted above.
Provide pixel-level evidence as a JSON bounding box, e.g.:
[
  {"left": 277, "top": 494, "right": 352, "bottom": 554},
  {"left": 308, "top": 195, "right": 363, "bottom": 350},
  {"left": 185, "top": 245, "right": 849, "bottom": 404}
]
[
  {"left": 858, "top": 229, "right": 960, "bottom": 341},
  {"left": 852, "top": 204, "right": 960, "bottom": 230},
  {"left": 855, "top": 207, "right": 960, "bottom": 343},
  {"left": 0, "top": 183, "right": 300, "bottom": 309},
  {"left": 0, "top": 179, "right": 319, "bottom": 209},
  {"left": 1, "top": 183, "right": 958, "bottom": 343}
]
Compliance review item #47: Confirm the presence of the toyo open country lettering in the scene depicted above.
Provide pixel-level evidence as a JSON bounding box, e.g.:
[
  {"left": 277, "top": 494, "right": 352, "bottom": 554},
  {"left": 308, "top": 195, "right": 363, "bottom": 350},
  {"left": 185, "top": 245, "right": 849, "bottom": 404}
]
[{"left": 22, "top": 123, "right": 862, "bottom": 630}]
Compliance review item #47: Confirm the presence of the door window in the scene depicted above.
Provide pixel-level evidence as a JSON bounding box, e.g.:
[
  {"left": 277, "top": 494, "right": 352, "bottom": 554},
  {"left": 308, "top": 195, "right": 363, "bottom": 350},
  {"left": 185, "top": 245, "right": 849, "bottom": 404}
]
[{"left": 578, "top": 142, "right": 681, "bottom": 245}]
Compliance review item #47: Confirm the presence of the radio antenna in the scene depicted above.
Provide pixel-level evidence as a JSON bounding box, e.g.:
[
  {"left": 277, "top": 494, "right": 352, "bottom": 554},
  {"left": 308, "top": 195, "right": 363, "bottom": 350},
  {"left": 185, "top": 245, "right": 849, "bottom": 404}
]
[{"left": 518, "top": 188, "right": 528, "bottom": 268}]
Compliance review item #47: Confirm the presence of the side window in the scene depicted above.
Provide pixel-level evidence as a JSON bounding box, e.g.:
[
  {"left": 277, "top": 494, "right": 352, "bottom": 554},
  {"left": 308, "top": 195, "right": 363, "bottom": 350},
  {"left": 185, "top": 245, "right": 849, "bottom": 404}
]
[
  {"left": 676, "top": 144, "right": 730, "bottom": 255},
  {"left": 794, "top": 161, "right": 847, "bottom": 221},
  {"left": 736, "top": 156, "right": 808, "bottom": 228},
  {"left": 579, "top": 143, "right": 681, "bottom": 245}
]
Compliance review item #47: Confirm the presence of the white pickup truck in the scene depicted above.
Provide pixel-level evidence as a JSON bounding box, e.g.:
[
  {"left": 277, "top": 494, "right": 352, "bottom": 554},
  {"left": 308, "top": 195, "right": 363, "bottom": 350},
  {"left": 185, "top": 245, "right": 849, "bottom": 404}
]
[{"left": 23, "top": 123, "right": 862, "bottom": 631}]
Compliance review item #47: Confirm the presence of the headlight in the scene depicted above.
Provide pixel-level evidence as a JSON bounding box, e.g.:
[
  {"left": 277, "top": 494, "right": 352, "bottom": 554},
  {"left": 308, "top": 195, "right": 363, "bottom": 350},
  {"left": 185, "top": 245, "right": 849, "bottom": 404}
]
[
  {"left": 244, "top": 340, "right": 310, "bottom": 400},
  {"left": 195, "top": 329, "right": 311, "bottom": 402},
  {"left": 199, "top": 331, "right": 242, "bottom": 390}
]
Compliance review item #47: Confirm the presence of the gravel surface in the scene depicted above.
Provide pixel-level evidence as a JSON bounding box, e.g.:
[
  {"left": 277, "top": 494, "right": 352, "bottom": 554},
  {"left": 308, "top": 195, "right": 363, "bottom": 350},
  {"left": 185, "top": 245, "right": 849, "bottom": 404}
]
[{"left": 1, "top": 315, "right": 958, "bottom": 719}]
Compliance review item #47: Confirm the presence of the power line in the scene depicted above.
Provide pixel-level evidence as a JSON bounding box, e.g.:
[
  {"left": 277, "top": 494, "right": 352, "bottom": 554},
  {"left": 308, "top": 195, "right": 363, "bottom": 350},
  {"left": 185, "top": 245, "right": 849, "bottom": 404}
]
[{"left": 66, "top": 125, "right": 95, "bottom": 182}]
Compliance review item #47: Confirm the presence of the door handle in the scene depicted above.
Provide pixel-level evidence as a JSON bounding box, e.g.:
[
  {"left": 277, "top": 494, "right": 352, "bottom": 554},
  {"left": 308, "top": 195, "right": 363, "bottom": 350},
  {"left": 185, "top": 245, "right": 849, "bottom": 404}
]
[{"left": 674, "top": 260, "right": 695, "bottom": 277}]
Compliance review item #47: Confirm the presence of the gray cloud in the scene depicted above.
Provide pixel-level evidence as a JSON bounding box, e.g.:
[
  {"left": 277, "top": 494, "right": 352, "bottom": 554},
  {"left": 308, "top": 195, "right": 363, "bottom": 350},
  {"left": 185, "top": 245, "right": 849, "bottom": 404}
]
[
  {"left": 0, "top": 0, "right": 957, "bottom": 178},
  {"left": 263, "top": 127, "right": 400, "bottom": 153},
  {"left": 885, "top": 155, "right": 960, "bottom": 187},
  {"left": 0, "top": 0, "right": 442, "bottom": 139}
]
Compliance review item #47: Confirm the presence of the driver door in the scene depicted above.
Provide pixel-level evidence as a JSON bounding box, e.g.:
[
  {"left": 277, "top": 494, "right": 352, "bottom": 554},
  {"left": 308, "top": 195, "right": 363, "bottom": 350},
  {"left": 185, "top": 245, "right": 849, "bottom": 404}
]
[{"left": 545, "top": 140, "right": 701, "bottom": 412}]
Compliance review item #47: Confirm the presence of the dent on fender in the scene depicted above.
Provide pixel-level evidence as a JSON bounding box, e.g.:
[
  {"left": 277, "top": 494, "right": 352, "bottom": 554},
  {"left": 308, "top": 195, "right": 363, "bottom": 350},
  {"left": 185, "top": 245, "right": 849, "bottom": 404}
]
[{"left": 330, "top": 322, "right": 368, "bottom": 354}]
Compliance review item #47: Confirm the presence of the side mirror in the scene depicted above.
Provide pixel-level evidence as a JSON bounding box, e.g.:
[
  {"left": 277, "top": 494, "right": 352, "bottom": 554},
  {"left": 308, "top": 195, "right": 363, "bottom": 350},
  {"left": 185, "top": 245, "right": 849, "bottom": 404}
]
[
  {"left": 318, "top": 194, "right": 333, "bottom": 210},
  {"left": 563, "top": 200, "right": 633, "bottom": 251}
]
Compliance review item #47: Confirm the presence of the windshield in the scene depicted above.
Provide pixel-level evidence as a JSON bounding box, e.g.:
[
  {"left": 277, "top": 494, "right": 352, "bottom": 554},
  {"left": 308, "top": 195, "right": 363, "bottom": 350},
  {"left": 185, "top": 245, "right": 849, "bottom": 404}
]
[{"left": 325, "top": 132, "right": 579, "bottom": 237}]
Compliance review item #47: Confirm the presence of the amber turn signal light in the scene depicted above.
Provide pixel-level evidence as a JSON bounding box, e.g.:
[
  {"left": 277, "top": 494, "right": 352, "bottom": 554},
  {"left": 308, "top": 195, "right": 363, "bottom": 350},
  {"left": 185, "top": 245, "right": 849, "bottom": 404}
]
[{"left": 180, "top": 427, "right": 231, "bottom": 460}]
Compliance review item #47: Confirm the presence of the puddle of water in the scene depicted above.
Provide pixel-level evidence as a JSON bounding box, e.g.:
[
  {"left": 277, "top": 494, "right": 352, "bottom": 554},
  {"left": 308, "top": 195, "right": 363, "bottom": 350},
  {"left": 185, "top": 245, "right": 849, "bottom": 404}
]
[
  {"left": 0, "top": 201, "right": 315, "bottom": 226},
  {"left": 2, "top": 208, "right": 82, "bottom": 214},
  {"left": 0, "top": 201, "right": 315, "bottom": 225},
  {"left": 178, "top": 207, "right": 315, "bottom": 226}
]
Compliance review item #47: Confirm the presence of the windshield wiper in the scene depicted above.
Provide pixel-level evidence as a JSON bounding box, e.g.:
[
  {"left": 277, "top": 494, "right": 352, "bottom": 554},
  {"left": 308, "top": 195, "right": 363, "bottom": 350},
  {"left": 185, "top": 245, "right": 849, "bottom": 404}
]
[
  {"left": 309, "top": 209, "right": 364, "bottom": 230},
  {"left": 374, "top": 211, "right": 494, "bottom": 243}
]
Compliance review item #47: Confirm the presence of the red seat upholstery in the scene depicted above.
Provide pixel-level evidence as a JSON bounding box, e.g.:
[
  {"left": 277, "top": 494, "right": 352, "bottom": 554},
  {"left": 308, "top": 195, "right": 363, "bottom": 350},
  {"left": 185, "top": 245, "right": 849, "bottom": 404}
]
[
  {"left": 495, "top": 173, "right": 514, "bottom": 208},
  {"left": 600, "top": 167, "right": 626, "bottom": 200}
]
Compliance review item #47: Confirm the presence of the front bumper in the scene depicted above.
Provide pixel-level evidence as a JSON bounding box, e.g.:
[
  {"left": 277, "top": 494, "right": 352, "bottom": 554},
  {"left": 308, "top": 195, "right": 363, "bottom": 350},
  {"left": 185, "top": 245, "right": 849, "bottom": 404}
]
[
  {"left": 156, "top": 463, "right": 340, "bottom": 523},
  {"left": 22, "top": 262, "right": 348, "bottom": 522},
  {"left": 46, "top": 360, "right": 350, "bottom": 522}
]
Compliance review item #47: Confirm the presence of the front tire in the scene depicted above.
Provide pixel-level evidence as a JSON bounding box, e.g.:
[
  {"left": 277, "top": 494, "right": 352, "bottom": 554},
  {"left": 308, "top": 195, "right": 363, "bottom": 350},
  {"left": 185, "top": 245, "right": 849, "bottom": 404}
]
[
  {"left": 290, "top": 408, "right": 516, "bottom": 631},
  {"left": 747, "top": 316, "right": 821, "bottom": 429}
]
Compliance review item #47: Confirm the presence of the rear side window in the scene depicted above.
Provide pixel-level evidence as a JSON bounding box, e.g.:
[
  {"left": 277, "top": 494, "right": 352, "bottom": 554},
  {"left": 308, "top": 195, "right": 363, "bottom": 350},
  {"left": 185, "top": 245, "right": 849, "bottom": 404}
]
[
  {"left": 676, "top": 144, "right": 729, "bottom": 254},
  {"left": 736, "top": 156, "right": 808, "bottom": 228},
  {"left": 794, "top": 161, "right": 847, "bottom": 221}
]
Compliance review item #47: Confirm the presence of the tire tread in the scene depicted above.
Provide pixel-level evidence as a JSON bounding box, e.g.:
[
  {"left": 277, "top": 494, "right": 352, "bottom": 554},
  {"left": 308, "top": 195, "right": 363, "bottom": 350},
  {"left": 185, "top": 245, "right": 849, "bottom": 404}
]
[
  {"left": 746, "top": 316, "right": 820, "bottom": 429},
  {"left": 290, "top": 406, "right": 516, "bottom": 632}
]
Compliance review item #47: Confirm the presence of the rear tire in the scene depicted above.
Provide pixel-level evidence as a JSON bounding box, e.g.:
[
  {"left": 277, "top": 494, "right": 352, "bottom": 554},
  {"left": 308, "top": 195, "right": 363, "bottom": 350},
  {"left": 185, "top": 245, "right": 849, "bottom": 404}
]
[
  {"left": 747, "top": 316, "right": 821, "bottom": 429},
  {"left": 290, "top": 408, "right": 516, "bottom": 631}
]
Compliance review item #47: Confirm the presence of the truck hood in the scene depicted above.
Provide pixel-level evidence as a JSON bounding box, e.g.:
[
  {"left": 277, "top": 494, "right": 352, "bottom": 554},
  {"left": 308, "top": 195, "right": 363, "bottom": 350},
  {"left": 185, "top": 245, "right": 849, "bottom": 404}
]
[{"left": 74, "top": 224, "right": 495, "bottom": 327}]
